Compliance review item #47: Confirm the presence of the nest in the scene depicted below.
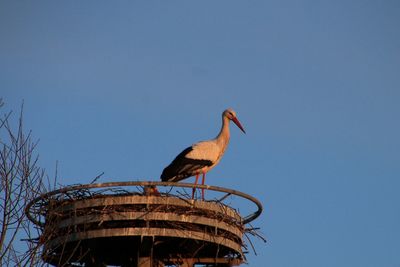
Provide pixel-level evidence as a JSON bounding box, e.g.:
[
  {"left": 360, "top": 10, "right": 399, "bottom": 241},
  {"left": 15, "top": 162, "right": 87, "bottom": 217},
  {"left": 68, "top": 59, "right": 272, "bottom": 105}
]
[{"left": 26, "top": 182, "right": 264, "bottom": 266}]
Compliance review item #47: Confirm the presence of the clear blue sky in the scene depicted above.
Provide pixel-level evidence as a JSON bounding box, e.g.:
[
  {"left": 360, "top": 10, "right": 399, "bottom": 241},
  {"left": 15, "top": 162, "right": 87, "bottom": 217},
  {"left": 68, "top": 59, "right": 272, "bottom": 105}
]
[{"left": 1, "top": 1, "right": 400, "bottom": 266}]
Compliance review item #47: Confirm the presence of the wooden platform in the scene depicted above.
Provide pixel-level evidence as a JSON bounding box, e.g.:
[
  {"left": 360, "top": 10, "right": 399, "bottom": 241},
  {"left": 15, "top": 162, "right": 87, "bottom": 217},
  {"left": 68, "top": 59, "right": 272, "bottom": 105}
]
[{"left": 42, "top": 194, "right": 244, "bottom": 266}]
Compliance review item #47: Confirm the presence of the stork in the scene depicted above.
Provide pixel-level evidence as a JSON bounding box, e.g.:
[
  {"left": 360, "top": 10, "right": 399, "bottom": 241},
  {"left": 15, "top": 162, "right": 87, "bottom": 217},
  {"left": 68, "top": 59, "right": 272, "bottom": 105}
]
[{"left": 160, "top": 108, "right": 246, "bottom": 199}]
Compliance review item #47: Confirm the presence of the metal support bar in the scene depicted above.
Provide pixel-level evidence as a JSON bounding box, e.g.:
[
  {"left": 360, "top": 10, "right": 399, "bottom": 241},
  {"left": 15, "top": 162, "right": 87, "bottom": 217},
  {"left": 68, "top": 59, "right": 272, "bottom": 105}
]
[{"left": 26, "top": 181, "right": 263, "bottom": 226}]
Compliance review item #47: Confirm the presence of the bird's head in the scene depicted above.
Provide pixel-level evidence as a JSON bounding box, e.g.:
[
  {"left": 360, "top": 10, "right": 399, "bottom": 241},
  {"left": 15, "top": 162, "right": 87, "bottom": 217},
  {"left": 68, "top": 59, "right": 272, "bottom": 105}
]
[{"left": 223, "top": 108, "right": 246, "bottom": 134}]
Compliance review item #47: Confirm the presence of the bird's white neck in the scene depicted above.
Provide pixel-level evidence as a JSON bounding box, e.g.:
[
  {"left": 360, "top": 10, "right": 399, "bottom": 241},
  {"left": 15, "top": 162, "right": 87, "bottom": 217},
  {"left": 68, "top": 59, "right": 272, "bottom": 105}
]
[{"left": 215, "top": 116, "right": 230, "bottom": 151}]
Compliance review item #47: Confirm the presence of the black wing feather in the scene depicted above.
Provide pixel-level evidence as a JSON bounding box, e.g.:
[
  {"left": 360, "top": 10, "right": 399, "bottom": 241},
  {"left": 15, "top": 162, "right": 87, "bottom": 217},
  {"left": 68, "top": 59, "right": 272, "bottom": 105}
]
[{"left": 161, "top": 146, "right": 213, "bottom": 182}]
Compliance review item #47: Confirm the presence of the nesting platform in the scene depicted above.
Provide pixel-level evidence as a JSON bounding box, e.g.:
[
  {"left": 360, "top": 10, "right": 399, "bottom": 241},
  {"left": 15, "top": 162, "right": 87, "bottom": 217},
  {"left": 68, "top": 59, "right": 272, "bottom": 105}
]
[{"left": 26, "top": 181, "right": 262, "bottom": 266}]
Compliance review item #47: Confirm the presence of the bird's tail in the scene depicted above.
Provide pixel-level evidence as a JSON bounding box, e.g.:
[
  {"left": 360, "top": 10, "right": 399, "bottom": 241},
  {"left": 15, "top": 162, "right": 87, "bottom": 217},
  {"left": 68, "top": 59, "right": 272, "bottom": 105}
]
[{"left": 160, "top": 171, "right": 187, "bottom": 182}]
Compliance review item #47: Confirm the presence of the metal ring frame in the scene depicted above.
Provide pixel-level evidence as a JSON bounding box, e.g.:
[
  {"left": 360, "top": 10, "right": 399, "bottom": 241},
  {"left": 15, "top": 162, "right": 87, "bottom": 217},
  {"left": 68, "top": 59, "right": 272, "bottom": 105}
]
[{"left": 25, "top": 181, "right": 263, "bottom": 226}]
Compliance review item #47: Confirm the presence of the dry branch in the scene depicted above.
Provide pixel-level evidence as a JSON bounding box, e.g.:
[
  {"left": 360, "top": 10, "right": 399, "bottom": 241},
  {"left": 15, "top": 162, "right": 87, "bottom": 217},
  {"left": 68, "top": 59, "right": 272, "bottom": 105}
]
[{"left": 0, "top": 103, "right": 48, "bottom": 266}]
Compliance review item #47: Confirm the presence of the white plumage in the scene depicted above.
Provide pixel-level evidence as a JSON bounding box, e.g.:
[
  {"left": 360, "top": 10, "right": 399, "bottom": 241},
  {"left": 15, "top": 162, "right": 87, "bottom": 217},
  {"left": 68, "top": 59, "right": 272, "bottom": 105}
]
[{"left": 161, "top": 108, "right": 245, "bottom": 199}]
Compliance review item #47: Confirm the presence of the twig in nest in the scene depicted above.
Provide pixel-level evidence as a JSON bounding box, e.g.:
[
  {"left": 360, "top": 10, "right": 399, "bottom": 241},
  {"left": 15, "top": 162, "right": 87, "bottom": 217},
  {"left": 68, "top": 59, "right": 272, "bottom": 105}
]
[
  {"left": 176, "top": 189, "right": 191, "bottom": 200},
  {"left": 90, "top": 171, "right": 105, "bottom": 184},
  {"left": 217, "top": 192, "right": 232, "bottom": 203},
  {"left": 244, "top": 231, "right": 258, "bottom": 256},
  {"left": 242, "top": 222, "right": 267, "bottom": 256},
  {"left": 245, "top": 224, "right": 267, "bottom": 243}
]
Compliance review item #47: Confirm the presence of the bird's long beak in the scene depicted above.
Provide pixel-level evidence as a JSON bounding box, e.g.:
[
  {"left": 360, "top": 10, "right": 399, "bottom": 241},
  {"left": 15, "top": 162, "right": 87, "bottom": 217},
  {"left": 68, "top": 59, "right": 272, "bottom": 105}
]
[{"left": 232, "top": 117, "right": 246, "bottom": 134}]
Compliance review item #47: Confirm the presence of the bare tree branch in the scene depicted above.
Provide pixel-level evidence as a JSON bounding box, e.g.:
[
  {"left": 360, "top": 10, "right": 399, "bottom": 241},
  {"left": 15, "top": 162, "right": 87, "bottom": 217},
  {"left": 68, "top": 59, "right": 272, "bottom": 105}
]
[{"left": 0, "top": 102, "right": 48, "bottom": 266}]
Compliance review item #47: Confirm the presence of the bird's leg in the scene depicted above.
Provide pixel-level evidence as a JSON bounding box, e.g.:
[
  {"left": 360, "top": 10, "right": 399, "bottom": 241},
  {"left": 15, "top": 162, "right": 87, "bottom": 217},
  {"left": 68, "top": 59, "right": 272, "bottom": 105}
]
[
  {"left": 201, "top": 173, "right": 206, "bottom": 200},
  {"left": 192, "top": 173, "right": 199, "bottom": 199}
]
